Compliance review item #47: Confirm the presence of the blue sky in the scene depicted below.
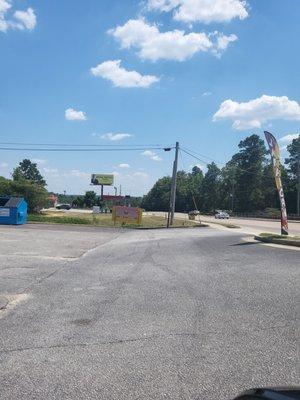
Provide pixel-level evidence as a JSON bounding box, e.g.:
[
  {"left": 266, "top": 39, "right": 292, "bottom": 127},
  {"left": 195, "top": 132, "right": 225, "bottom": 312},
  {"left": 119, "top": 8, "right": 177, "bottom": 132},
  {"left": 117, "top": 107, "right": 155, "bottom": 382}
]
[{"left": 1, "top": 0, "right": 299, "bottom": 195}]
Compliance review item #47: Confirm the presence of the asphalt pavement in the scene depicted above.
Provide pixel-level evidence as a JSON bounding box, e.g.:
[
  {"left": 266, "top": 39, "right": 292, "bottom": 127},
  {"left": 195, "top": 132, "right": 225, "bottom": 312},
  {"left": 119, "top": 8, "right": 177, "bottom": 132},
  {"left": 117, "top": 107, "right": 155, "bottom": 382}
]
[
  {"left": 0, "top": 224, "right": 299, "bottom": 400},
  {"left": 145, "top": 212, "right": 300, "bottom": 236}
]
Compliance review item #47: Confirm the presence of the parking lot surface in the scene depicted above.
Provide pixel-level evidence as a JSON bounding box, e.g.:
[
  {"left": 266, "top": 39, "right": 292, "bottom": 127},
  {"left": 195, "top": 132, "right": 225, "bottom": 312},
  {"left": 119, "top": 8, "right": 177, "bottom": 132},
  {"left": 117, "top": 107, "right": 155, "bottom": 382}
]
[{"left": 0, "top": 224, "right": 298, "bottom": 400}]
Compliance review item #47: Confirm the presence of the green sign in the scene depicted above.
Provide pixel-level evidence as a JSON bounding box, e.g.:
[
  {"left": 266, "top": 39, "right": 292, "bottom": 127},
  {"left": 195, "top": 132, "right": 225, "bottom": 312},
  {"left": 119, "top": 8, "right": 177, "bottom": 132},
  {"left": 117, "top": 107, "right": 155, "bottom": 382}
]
[{"left": 91, "top": 174, "right": 114, "bottom": 186}]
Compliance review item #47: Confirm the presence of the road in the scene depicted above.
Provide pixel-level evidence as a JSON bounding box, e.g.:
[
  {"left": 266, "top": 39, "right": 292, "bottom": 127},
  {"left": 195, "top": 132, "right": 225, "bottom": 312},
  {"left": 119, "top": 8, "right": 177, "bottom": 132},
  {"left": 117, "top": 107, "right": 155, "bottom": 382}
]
[
  {"left": 202, "top": 215, "right": 300, "bottom": 236},
  {"left": 0, "top": 224, "right": 299, "bottom": 400},
  {"left": 145, "top": 212, "right": 300, "bottom": 236},
  {"left": 51, "top": 208, "right": 300, "bottom": 236}
]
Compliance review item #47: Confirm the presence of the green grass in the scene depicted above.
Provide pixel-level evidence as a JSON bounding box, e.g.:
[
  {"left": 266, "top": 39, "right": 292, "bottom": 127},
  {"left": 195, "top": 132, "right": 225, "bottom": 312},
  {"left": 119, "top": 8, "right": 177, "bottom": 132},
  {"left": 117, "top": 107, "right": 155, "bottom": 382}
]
[
  {"left": 259, "top": 232, "right": 300, "bottom": 240},
  {"left": 28, "top": 212, "right": 203, "bottom": 229}
]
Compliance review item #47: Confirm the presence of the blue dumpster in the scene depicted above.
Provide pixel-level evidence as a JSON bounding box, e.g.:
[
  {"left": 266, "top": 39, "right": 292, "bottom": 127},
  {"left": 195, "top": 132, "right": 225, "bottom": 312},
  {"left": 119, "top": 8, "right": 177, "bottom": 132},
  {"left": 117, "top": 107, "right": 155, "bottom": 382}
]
[{"left": 0, "top": 197, "right": 27, "bottom": 225}]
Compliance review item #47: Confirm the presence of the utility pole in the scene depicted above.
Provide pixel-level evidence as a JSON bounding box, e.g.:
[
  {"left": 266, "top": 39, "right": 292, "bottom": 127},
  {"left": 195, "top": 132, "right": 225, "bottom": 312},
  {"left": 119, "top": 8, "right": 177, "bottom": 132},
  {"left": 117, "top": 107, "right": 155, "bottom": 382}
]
[{"left": 167, "top": 142, "right": 179, "bottom": 227}]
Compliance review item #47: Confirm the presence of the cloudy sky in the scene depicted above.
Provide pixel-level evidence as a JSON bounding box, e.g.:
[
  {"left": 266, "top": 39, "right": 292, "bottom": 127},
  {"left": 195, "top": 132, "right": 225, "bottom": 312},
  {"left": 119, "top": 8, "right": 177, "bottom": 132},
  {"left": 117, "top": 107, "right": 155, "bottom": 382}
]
[{"left": 1, "top": 0, "right": 299, "bottom": 195}]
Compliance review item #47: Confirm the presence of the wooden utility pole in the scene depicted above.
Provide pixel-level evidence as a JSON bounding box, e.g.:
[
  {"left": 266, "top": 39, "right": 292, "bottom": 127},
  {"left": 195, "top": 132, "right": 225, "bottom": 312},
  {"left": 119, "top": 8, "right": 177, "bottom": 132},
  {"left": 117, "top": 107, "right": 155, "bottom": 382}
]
[{"left": 167, "top": 142, "right": 179, "bottom": 227}]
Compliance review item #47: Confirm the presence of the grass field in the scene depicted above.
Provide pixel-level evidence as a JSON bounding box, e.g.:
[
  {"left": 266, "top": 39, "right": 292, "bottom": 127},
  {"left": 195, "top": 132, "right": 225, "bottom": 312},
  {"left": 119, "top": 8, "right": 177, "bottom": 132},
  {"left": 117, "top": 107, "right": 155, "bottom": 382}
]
[{"left": 28, "top": 211, "right": 202, "bottom": 229}]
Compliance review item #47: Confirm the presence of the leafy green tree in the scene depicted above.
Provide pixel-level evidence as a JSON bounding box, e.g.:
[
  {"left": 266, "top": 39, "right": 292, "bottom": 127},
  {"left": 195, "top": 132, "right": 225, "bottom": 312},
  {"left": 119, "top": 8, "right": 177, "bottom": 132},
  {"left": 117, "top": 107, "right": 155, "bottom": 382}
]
[
  {"left": 141, "top": 176, "right": 171, "bottom": 211},
  {"left": 285, "top": 135, "right": 300, "bottom": 214},
  {"left": 176, "top": 171, "right": 193, "bottom": 212},
  {"left": 72, "top": 196, "right": 85, "bottom": 208},
  {"left": 83, "top": 191, "right": 98, "bottom": 208},
  {"left": 201, "top": 162, "right": 221, "bottom": 212},
  {"left": 233, "top": 135, "right": 267, "bottom": 212},
  {"left": 13, "top": 159, "right": 46, "bottom": 186},
  {"left": 0, "top": 177, "right": 49, "bottom": 212},
  {"left": 219, "top": 159, "right": 238, "bottom": 212},
  {"left": 189, "top": 166, "right": 204, "bottom": 210}
]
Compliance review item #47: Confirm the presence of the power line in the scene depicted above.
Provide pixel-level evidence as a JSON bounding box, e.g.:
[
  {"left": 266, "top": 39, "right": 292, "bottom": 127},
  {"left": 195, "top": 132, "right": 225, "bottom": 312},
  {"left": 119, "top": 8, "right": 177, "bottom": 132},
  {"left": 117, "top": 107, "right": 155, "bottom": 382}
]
[
  {"left": 0, "top": 146, "right": 167, "bottom": 152},
  {"left": 181, "top": 147, "right": 279, "bottom": 178},
  {"left": 180, "top": 148, "right": 210, "bottom": 166},
  {"left": 181, "top": 146, "right": 221, "bottom": 163},
  {"left": 0, "top": 141, "right": 172, "bottom": 148}
]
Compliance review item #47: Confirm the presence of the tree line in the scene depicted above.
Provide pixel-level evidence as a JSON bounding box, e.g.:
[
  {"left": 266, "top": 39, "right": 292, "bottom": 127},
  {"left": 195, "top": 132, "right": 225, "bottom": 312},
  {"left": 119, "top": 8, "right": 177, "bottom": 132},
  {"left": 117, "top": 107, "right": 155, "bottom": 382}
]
[
  {"left": 141, "top": 134, "right": 300, "bottom": 215},
  {"left": 0, "top": 134, "right": 298, "bottom": 215},
  {"left": 0, "top": 160, "right": 142, "bottom": 212}
]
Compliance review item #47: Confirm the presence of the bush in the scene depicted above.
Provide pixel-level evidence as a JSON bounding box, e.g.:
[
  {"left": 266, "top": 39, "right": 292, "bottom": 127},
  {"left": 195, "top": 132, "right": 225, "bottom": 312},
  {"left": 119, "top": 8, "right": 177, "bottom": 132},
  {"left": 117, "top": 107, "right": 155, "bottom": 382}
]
[{"left": 0, "top": 177, "right": 49, "bottom": 212}]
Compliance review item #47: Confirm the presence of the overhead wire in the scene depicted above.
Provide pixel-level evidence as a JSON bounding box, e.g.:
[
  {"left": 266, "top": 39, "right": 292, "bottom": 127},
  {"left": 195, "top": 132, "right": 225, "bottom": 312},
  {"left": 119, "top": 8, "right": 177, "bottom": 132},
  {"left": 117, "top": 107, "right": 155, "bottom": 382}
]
[
  {"left": 0, "top": 146, "right": 168, "bottom": 152},
  {"left": 0, "top": 141, "right": 172, "bottom": 148},
  {"left": 181, "top": 148, "right": 266, "bottom": 175}
]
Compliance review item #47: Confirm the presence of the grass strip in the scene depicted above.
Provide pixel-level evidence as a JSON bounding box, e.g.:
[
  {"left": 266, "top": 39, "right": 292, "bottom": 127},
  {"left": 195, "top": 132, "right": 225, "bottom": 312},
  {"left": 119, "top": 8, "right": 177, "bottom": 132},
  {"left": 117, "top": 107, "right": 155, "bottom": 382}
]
[{"left": 28, "top": 213, "right": 205, "bottom": 229}]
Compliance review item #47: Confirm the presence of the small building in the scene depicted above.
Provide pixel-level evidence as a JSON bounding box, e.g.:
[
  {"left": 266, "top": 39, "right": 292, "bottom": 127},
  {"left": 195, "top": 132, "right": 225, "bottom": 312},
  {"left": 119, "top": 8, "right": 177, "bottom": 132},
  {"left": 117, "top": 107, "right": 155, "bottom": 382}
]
[{"left": 0, "top": 197, "right": 28, "bottom": 225}]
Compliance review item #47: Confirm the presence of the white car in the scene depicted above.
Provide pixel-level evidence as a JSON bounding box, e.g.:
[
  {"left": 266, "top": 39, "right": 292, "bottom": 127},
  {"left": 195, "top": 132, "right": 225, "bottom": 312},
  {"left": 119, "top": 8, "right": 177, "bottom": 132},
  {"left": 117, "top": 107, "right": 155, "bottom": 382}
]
[{"left": 215, "top": 211, "right": 229, "bottom": 219}]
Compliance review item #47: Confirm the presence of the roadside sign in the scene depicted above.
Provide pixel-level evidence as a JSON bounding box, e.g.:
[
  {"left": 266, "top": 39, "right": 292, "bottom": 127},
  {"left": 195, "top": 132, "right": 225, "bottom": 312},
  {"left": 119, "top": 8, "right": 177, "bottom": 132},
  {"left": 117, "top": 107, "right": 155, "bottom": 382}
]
[
  {"left": 92, "top": 206, "right": 100, "bottom": 214},
  {"left": 91, "top": 174, "right": 114, "bottom": 186},
  {"left": 112, "top": 206, "right": 142, "bottom": 225}
]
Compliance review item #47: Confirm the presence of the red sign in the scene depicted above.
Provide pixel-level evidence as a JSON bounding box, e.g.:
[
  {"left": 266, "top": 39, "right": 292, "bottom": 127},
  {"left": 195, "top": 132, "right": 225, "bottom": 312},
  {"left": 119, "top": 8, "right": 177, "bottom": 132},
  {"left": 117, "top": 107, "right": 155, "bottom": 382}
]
[{"left": 102, "top": 195, "right": 124, "bottom": 201}]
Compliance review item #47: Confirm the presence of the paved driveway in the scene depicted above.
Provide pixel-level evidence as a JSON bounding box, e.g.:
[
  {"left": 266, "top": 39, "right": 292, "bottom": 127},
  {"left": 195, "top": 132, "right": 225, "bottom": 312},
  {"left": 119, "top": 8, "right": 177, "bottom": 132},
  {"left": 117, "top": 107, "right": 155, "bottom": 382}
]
[{"left": 0, "top": 224, "right": 298, "bottom": 400}]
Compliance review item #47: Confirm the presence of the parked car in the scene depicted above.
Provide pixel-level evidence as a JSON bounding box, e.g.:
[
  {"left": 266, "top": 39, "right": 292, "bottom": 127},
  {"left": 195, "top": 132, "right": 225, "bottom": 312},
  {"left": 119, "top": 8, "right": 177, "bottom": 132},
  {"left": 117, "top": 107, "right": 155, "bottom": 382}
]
[
  {"left": 56, "top": 204, "right": 71, "bottom": 210},
  {"left": 215, "top": 211, "right": 229, "bottom": 219}
]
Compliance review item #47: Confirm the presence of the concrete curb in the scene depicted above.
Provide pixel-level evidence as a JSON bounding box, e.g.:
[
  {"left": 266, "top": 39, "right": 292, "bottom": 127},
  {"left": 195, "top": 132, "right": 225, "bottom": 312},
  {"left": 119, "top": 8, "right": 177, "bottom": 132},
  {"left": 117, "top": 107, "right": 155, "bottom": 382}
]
[
  {"left": 27, "top": 221, "right": 209, "bottom": 230},
  {"left": 254, "top": 235, "right": 300, "bottom": 248}
]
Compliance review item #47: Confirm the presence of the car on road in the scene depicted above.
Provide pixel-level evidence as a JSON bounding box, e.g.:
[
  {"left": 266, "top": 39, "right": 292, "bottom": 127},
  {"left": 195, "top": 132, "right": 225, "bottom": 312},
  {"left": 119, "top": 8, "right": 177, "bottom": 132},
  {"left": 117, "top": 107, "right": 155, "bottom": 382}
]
[
  {"left": 215, "top": 211, "right": 229, "bottom": 219},
  {"left": 56, "top": 204, "right": 72, "bottom": 210}
]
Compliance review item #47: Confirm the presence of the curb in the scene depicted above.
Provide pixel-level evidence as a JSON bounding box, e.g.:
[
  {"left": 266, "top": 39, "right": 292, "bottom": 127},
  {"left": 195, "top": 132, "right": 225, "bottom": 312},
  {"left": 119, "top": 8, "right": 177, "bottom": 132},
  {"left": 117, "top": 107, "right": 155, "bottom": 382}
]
[
  {"left": 27, "top": 221, "right": 209, "bottom": 230},
  {"left": 254, "top": 236, "right": 300, "bottom": 248}
]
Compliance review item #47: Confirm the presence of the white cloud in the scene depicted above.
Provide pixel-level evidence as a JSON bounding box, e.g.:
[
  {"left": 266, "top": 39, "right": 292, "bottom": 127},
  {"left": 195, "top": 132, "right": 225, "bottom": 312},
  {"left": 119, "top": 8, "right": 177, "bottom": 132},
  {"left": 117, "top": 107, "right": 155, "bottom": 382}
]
[
  {"left": 33, "top": 158, "right": 47, "bottom": 165},
  {"left": 0, "top": 161, "right": 8, "bottom": 168},
  {"left": 279, "top": 134, "right": 299, "bottom": 145},
  {"left": 65, "top": 108, "right": 87, "bottom": 121},
  {"left": 202, "top": 91, "right": 212, "bottom": 96},
  {"left": 118, "top": 163, "right": 130, "bottom": 168},
  {"left": 141, "top": 150, "right": 162, "bottom": 161},
  {"left": 91, "top": 60, "right": 159, "bottom": 88},
  {"left": 213, "top": 32, "right": 237, "bottom": 57},
  {"left": 43, "top": 168, "right": 90, "bottom": 180},
  {"left": 13, "top": 7, "right": 36, "bottom": 30},
  {"left": 101, "top": 133, "right": 133, "bottom": 141},
  {"left": 111, "top": 171, "right": 120, "bottom": 177},
  {"left": 213, "top": 95, "right": 300, "bottom": 130},
  {"left": 147, "top": 0, "right": 249, "bottom": 24},
  {"left": 133, "top": 172, "right": 149, "bottom": 178},
  {"left": 0, "top": 1, "right": 36, "bottom": 32},
  {"left": 68, "top": 170, "right": 90, "bottom": 179},
  {"left": 109, "top": 19, "right": 236, "bottom": 61},
  {"left": 42, "top": 167, "right": 59, "bottom": 178},
  {"left": 0, "top": 0, "right": 11, "bottom": 32}
]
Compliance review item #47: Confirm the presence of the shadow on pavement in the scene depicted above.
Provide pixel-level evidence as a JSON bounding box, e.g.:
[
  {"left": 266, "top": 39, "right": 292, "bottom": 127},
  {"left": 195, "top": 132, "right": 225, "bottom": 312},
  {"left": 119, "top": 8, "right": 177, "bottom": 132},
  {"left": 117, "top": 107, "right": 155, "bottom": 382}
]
[{"left": 230, "top": 241, "right": 260, "bottom": 246}]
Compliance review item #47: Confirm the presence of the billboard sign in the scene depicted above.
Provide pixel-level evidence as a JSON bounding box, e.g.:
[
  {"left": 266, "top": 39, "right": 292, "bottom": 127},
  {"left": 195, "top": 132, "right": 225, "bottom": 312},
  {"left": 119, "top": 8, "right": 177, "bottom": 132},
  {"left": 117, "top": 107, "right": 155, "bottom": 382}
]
[
  {"left": 91, "top": 174, "right": 114, "bottom": 186},
  {"left": 112, "top": 206, "right": 142, "bottom": 225},
  {"left": 264, "top": 131, "right": 289, "bottom": 235}
]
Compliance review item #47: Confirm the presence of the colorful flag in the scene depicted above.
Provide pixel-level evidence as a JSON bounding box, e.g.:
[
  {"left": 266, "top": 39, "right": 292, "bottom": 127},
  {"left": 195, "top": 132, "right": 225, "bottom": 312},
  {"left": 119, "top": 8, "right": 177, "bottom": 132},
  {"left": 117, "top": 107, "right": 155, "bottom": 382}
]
[{"left": 264, "top": 131, "right": 289, "bottom": 235}]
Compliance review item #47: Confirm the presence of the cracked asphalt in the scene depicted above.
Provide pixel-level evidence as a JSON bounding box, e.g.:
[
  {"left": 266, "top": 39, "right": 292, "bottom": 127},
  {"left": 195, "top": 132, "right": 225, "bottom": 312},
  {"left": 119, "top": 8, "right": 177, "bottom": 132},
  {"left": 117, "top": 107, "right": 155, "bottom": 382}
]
[{"left": 0, "top": 224, "right": 299, "bottom": 400}]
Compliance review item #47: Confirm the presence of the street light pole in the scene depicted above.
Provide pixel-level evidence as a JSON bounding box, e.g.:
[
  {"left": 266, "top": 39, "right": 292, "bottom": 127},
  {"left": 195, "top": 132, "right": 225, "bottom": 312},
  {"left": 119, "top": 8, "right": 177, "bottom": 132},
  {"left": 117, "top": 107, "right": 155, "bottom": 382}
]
[{"left": 167, "top": 142, "right": 179, "bottom": 227}]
